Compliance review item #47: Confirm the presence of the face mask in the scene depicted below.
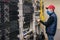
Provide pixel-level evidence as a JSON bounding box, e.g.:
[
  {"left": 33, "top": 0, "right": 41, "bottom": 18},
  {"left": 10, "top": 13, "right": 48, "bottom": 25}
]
[{"left": 47, "top": 10, "right": 53, "bottom": 16}]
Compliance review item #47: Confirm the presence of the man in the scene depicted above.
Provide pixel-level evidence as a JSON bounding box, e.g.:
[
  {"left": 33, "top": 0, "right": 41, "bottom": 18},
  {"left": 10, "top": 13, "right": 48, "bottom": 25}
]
[{"left": 37, "top": 4, "right": 57, "bottom": 40}]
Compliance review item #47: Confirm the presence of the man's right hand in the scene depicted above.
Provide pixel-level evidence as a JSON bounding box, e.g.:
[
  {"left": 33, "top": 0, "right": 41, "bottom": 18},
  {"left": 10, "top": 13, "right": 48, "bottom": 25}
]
[
  {"left": 36, "top": 19, "right": 40, "bottom": 22},
  {"left": 36, "top": 19, "right": 40, "bottom": 24}
]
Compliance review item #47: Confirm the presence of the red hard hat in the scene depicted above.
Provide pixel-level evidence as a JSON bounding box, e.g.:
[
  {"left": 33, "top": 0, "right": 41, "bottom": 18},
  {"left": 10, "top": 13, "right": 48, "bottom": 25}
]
[{"left": 46, "top": 4, "right": 55, "bottom": 10}]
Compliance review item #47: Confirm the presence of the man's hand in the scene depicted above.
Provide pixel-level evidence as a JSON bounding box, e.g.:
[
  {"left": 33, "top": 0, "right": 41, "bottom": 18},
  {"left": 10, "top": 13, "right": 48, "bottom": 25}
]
[
  {"left": 36, "top": 19, "right": 40, "bottom": 22},
  {"left": 36, "top": 19, "right": 40, "bottom": 24}
]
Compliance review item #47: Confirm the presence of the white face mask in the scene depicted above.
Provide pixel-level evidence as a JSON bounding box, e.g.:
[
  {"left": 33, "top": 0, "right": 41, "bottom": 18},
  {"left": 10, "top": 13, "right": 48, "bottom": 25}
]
[
  {"left": 48, "top": 9, "right": 53, "bottom": 13},
  {"left": 47, "top": 9, "right": 53, "bottom": 16}
]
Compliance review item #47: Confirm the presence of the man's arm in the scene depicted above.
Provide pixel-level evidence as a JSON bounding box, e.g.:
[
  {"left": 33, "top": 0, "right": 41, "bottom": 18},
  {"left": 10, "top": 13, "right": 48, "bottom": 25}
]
[{"left": 40, "top": 16, "right": 54, "bottom": 27}]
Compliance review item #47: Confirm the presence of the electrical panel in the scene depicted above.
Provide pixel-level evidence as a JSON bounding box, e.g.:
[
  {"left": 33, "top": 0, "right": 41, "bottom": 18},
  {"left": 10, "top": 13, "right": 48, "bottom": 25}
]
[{"left": 0, "top": 0, "right": 19, "bottom": 40}]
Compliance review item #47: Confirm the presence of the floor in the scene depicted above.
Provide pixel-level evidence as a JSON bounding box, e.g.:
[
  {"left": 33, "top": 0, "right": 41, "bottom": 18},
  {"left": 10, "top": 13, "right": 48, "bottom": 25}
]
[{"left": 54, "top": 29, "right": 60, "bottom": 40}]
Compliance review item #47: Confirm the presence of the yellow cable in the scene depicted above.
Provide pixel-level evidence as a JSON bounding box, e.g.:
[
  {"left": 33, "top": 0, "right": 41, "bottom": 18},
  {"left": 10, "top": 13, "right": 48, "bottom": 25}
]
[{"left": 40, "top": 0, "right": 45, "bottom": 21}]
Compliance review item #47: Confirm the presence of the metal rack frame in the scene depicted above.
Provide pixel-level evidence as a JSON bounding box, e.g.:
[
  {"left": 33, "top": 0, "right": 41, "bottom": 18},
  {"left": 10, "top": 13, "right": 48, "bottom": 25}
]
[{"left": 18, "top": 0, "right": 44, "bottom": 40}]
